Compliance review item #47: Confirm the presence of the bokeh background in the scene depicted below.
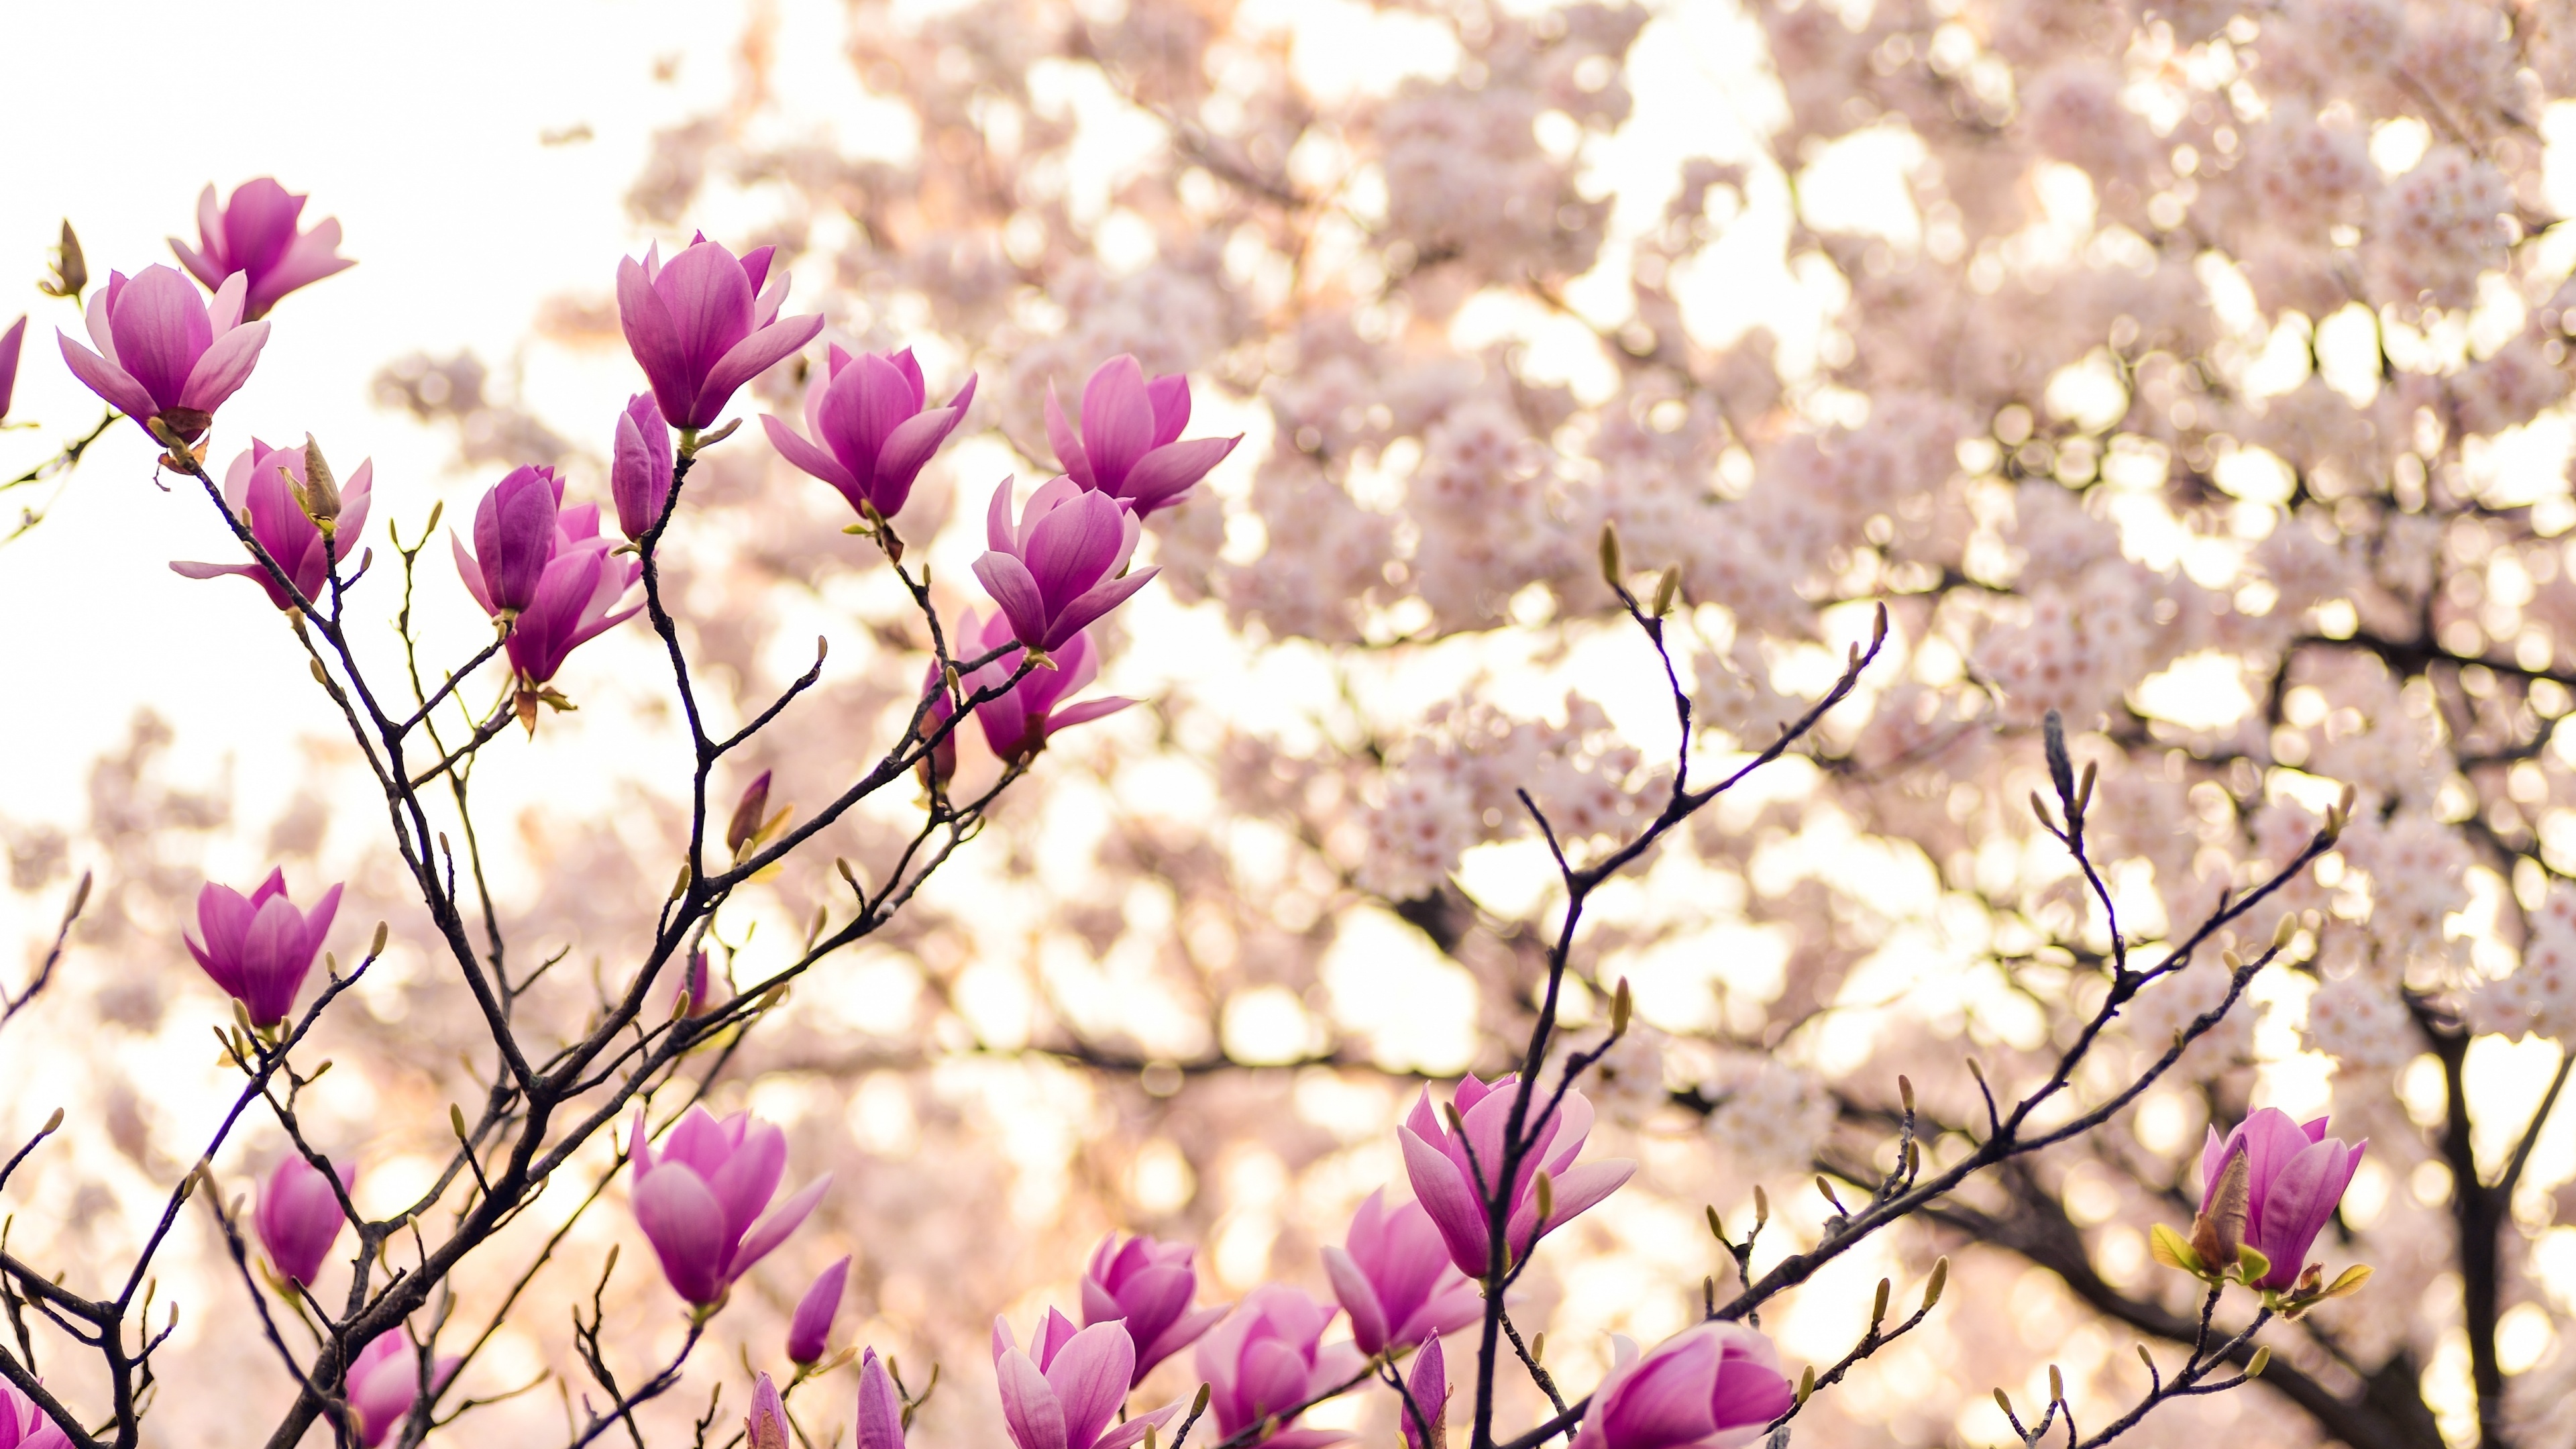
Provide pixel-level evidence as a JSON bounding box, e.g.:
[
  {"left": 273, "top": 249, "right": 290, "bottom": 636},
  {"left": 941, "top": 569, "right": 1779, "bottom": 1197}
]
[{"left": 7, "top": 1, "right": 2576, "bottom": 1446}]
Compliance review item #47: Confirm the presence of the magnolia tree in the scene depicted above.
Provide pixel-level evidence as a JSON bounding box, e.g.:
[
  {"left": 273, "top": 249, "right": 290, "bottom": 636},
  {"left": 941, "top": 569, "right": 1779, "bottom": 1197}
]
[{"left": 7, "top": 0, "right": 2576, "bottom": 1446}]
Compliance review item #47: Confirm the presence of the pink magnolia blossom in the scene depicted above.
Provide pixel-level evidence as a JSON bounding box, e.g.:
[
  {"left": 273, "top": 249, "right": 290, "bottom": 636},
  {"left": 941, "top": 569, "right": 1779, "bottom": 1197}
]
[
  {"left": 1564, "top": 1325, "right": 1793, "bottom": 1449},
  {"left": 171, "top": 438, "right": 374, "bottom": 610},
  {"left": 857, "top": 1348, "right": 906, "bottom": 1449},
  {"left": 451, "top": 466, "right": 565, "bottom": 616},
  {"left": 1399, "top": 1334, "right": 1447, "bottom": 1449},
  {"left": 947, "top": 610, "right": 1134, "bottom": 764},
  {"left": 1399, "top": 1074, "right": 1635, "bottom": 1277},
  {"left": 345, "top": 1334, "right": 460, "bottom": 1449},
  {"left": 257, "top": 1155, "right": 355, "bottom": 1287},
  {"left": 2201, "top": 1109, "right": 2367, "bottom": 1290},
  {"left": 790, "top": 1254, "right": 851, "bottom": 1364},
  {"left": 971, "top": 477, "right": 1157, "bottom": 653},
  {"left": 629, "top": 1106, "right": 830, "bottom": 1306},
  {"left": 169, "top": 178, "right": 354, "bottom": 320},
  {"left": 504, "top": 543, "right": 643, "bottom": 687},
  {"left": 0, "top": 1380, "right": 72, "bottom": 1449},
  {"left": 616, "top": 235, "right": 824, "bottom": 430},
  {"left": 1322, "top": 1189, "right": 1480, "bottom": 1356},
  {"left": 763, "top": 345, "right": 976, "bottom": 522},
  {"left": 992, "top": 1310, "right": 1177, "bottom": 1449},
  {"left": 0, "top": 315, "right": 23, "bottom": 423},
  {"left": 1082, "top": 1233, "right": 1228, "bottom": 1386},
  {"left": 1046, "top": 356, "right": 1238, "bottom": 516},
  {"left": 182, "top": 869, "right": 343, "bottom": 1028},
  {"left": 1195, "top": 1285, "right": 1364, "bottom": 1449},
  {"left": 57, "top": 266, "right": 267, "bottom": 442},
  {"left": 612, "top": 392, "right": 676, "bottom": 541}
]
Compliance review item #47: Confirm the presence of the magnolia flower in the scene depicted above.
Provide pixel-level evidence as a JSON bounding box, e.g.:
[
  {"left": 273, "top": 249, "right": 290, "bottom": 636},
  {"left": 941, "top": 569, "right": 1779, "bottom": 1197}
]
[
  {"left": 345, "top": 1334, "right": 460, "bottom": 1449},
  {"left": 763, "top": 345, "right": 975, "bottom": 523},
  {"left": 1564, "top": 1325, "right": 1793, "bottom": 1449},
  {"left": 972, "top": 477, "right": 1157, "bottom": 653},
  {"left": 1047, "top": 356, "right": 1238, "bottom": 516},
  {"left": 451, "top": 465, "right": 566, "bottom": 616},
  {"left": 857, "top": 1348, "right": 906, "bottom": 1449},
  {"left": 169, "top": 178, "right": 354, "bottom": 319},
  {"left": 617, "top": 235, "right": 824, "bottom": 429},
  {"left": 2199, "top": 1109, "right": 2367, "bottom": 1291},
  {"left": 171, "top": 439, "right": 376, "bottom": 610},
  {"left": 1399, "top": 1074, "right": 1635, "bottom": 1277},
  {"left": 258, "top": 1155, "right": 355, "bottom": 1287},
  {"left": 504, "top": 545, "right": 643, "bottom": 687},
  {"left": 1322, "top": 1190, "right": 1480, "bottom": 1356},
  {"left": 1083, "top": 1233, "right": 1228, "bottom": 1386},
  {"left": 612, "top": 392, "right": 676, "bottom": 541},
  {"left": 993, "top": 1310, "right": 1179, "bottom": 1449},
  {"left": 183, "top": 869, "right": 343, "bottom": 1028},
  {"left": 948, "top": 610, "right": 1134, "bottom": 764},
  {"left": 0, "top": 315, "right": 24, "bottom": 423},
  {"left": 1195, "top": 1285, "right": 1364, "bottom": 1449},
  {"left": 790, "top": 1255, "right": 851, "bottom": 1365},
  {"left": 629, "top": 1106, "right": 830, "bottom": 1306},
  {"left": 1, "top": 1378, "right": 72, "bottom": 1449},
  {"left": 747, "top": 1374, "right": 791, "bottom": 1449},
  {"left": 1399, "top": 1334, "right": 1447, "bottom": 1449},
  {"left": 58, "top": 266, "right": 267, "bottom": 442}
]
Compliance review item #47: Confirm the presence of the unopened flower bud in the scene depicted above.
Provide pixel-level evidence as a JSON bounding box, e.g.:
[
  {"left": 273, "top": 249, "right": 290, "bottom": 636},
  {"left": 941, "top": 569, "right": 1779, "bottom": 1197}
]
[
  {"left": 746, "top": 1373, "right": 791, "bottom": 1449},
  {"left": 2047, "top": 1364, "right": 2063, "bottom": 1403},
  {"left": 726, "top": 771, "right": 773, "bottom": 856},
  {"left": 1652, "top": 566, "right": 1680, "bottom": 616},
  {"left": 2247, "top": 1346, "right": 2271, "bottom": 1378},
  {"left": 292, "top": 435, "right": 341, "bottom": 531},
  {"left": 368, "top": 922, "right": 388, "bottom": 958},
  {"left": 2273, "top": 914, "right": 2298, "bottom": 950},
  {"left": 1923, "top": 1256, "right": 1949, "bottom": 1309},
  {"left": 1611, "top": 976, "right": 1632, "bottom": 1036},
  {"left": 1753, "top": 1185, "right": 1770, "bottom": 1226},
  {"left": 42, "top": 220, "right": 87, "bottom": 301},
  {"left": 1797, "top": 1365, "right": 1815, "bottom": 1406},
  {"left": 1598, "top": 522, "right": 1623, "bottom": 588},
  {"left": 1535, "top": 1171, "right": 1554, "bottom": 1224}
]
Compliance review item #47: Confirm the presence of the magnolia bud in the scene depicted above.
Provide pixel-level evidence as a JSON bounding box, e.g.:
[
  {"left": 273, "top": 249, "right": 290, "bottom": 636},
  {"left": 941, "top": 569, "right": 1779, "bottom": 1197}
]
[
  {"left": 2047, "top": 1365, "right": 2063, "bottom": 1403},
  {"left": 1753, "top": 1185, "right": 1770, "bottom": 1227},
  {"left": 1705, "top": 1205, "right": 1725, "bottom": 1242},
  {"left": 1535, "top": 1171, "right": 1555, "bottom": 1224},
  {"left": 1898, "top": 1074, "right": 1915, "bottom": 1114},
  {"left": 1796, "top": 1365, "right": 1815, "bottom": 1406},
  {"left": 2247, "top": 1346, "right": 2271, "bottom": 1378},
  {"left": 40, "top": 220, "right": 86, "bottom": 301},
  {"left": 1652, "top": 566, "right": 1680, "bottom": 616},
  {"left": 2273, "top": 914, "right": 2298, "bottom": 949},
  {"left": 1598, "top": 522, "right": 1622, "bottom": 588},
  {"left": 1923, "top": 1256, "right": 1949, "bottom": 1309},
  {"left": 449, "top": 1104, "right": 470, "bottom": 1141},
  {"left": 294, "top": 435, "right": 341, "bottom": 530},
  {"left": 726, "top": 771, "right": 773, "bottom": 855},
  {"left": 1191, "top": 1383, "right": 1212, "bottom": 1418},
  {"left": 1529, "top": 1332, "right": 1545, "bottom": 1363},
  {"left": 40, "top": 1108, "right": 62, "bottom": 1134},
  {"left": 1870, "top": 1277, "right": 1890, "bottom": 1329},
  {"left": 1611, "top": 977, "right": 1633, "bottom": 1036}
]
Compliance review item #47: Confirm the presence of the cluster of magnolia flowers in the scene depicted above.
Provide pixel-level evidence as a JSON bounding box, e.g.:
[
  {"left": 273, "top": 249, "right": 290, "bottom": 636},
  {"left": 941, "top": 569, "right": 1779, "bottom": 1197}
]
[{"left": 50, "top": 178, "right": 1236, "bottom": 755}]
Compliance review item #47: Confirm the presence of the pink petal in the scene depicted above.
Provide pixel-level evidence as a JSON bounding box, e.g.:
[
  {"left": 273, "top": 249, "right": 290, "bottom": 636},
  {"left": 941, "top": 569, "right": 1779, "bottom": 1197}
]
[
  {"left": 56, "top": 333, "right": 156, "bottom": 421},
  {"left": 998, "top": 1350, "right": 1069, "bottom": 1449},
  {"left": 973, "top": 552, "right": 1052, "bottom": 649},
  {"left": 1079, "top": 356, "right": 1154, "bottom": 489},
  {"left": 1119, "top": 437, "right": 1238, "bottom": 512},
  {"left": 726, "top": 1174, "right": 829, "bottom": 1279},
  {"left": 633, "top": 1164, "right": 729, "bottom": 1304},
  {"left": 1046, "top": 1322, "right": 1136, "bottom": 1449},
  {"left": 761, "top": 414, "right": 861, "bottom": 500},
  {"left": 1399, "top": 1126, "right": 1489, "bottom": 1277},
  {"left": 1047, "top": 383, "right": 1096, "bottom": 490},
  {"left": 179, "top": 321, "right": 269, "bottom": 413},
  {"left": 697, "top": 313, "right": 826, "bottom": 425},
  {"left": 1321, "top": 1246, "right": 1388, "bottom": 1356}
]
